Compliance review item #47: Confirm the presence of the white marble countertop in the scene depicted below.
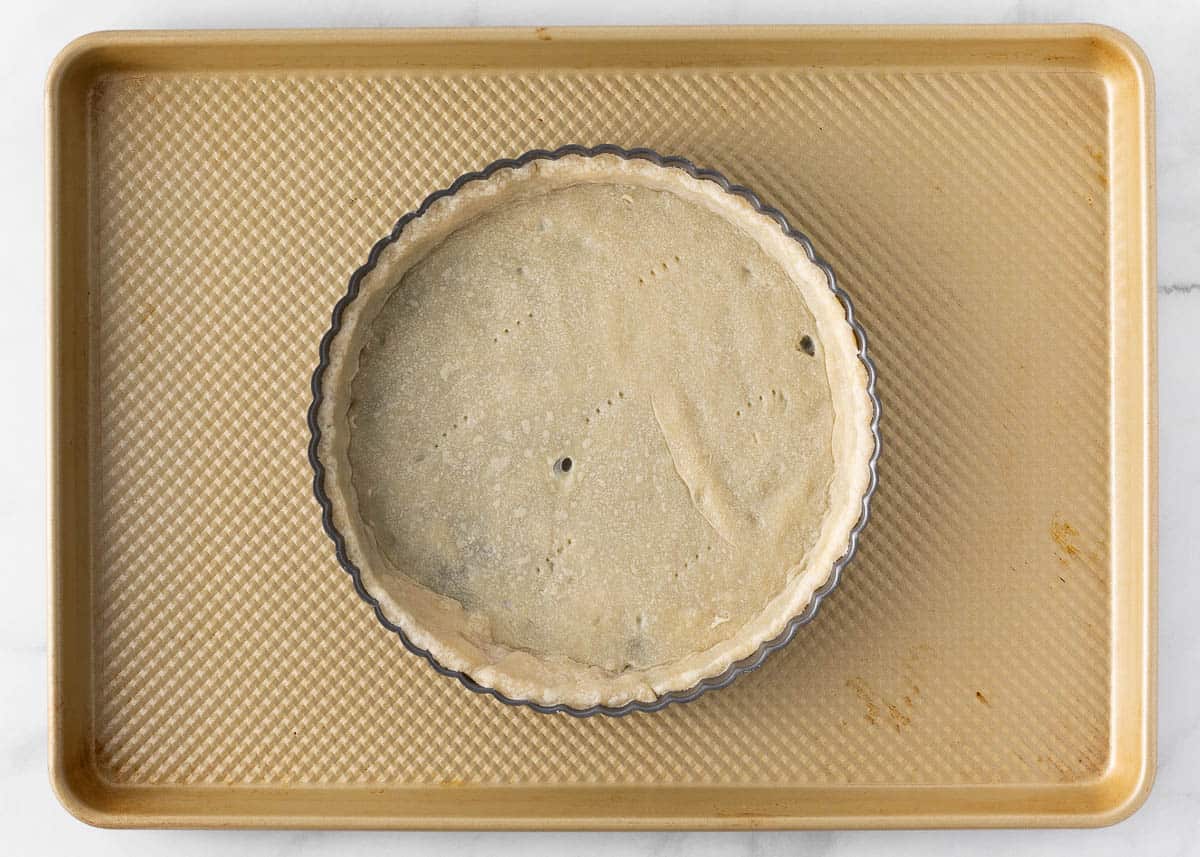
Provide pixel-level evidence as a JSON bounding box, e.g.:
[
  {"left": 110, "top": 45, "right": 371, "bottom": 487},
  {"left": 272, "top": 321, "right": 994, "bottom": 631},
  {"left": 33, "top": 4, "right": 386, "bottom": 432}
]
[{"left": 3, "top": 1, "right": 1196, "bottom": 853}]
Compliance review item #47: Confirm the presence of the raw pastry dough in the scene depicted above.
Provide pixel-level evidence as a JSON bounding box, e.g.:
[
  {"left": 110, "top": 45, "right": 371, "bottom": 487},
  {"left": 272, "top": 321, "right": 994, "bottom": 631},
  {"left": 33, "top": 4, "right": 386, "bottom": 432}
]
[{"left": 314, "top": 155, "right": 874, "bottom": 709}]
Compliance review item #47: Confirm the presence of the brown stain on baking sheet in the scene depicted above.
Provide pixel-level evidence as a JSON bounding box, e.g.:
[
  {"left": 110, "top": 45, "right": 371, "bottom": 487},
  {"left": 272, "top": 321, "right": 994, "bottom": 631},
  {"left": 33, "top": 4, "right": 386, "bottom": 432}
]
[
  {"left": 1089, "top": 145, "right": 1104, "bottom": 187},
  {"left": 1050, "top": 516, "right": 1104, "bottom": 579},
  {"left": 975, "top": 690, "right": 990, "bottom": 705},
  {"left": 886, "top": 703, "right": 912, "bottom": 730},
  {"left": 1050, "top": 518, "right": 1081, "bottom": 562},
  {"left": 846, "top": 677, "right": 880, "bottom": 726},
  {"left": 846, "top": 678, "right": 911, "bottom": 732},
  {"left": 1035, "top": 753, "right": 1102, "bottom": 784},
  {"left": 1087, "top": 146, "right": 1108, "bottom": 188}
]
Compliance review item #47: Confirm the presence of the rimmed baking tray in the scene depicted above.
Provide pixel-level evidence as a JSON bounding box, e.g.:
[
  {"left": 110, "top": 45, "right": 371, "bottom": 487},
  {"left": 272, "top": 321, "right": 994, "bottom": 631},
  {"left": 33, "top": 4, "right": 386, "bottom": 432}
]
[{"left": 47, "top": 25, "right": 1156, "bottom": 829}]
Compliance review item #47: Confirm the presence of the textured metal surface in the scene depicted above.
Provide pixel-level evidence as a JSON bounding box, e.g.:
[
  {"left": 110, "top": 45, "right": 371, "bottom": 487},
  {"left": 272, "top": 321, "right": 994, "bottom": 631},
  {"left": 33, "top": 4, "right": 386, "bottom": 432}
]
[
  {"left": 90, "top": 64, "right": 1110, "bottom": 786},
  {"left": 47, "top": 26, "right": 1155, "bottom": 828},
  {"left": 308, "top": 144, "right": 881, "bottom": 717}
]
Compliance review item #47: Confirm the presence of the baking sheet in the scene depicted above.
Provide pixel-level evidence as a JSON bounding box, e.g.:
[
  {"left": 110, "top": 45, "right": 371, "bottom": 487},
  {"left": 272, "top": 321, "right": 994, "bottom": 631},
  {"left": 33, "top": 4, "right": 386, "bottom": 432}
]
[{"left": 47, "top": 25, "right": 1156, "bottom": 829}]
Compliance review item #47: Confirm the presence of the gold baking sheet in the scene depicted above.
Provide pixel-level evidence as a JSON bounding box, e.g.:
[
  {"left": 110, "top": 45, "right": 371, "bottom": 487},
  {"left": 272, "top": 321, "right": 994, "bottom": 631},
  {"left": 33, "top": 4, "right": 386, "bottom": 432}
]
[{"left": 47, "top": 25, "right": 1156, "bottom": 829}]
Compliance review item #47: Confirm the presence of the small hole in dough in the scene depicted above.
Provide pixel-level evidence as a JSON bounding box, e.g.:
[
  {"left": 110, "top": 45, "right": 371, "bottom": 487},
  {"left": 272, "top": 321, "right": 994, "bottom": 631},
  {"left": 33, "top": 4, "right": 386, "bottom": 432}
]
[{"left": 556, "top": 456, "right": 573, "bottom": 474}]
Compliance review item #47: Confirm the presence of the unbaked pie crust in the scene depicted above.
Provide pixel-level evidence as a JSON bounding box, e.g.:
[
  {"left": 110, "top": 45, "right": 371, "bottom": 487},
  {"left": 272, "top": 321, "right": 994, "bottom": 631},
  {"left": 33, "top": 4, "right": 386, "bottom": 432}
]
[{"left": 313, "top": 153, "right": 875, "bottom": 709}]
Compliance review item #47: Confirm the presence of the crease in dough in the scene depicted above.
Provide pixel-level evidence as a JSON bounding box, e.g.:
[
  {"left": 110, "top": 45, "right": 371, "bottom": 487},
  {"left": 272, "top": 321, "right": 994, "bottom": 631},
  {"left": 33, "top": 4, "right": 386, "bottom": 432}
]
[{"left": 649, "top": 391, "right": 736, "bottom": 549}]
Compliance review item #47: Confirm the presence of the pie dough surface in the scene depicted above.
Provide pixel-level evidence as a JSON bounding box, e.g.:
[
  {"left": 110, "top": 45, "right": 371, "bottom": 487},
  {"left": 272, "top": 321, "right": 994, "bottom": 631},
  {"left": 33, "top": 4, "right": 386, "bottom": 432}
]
[{"left": 315, "top": 155, "right": 874, "bottom": 709}]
